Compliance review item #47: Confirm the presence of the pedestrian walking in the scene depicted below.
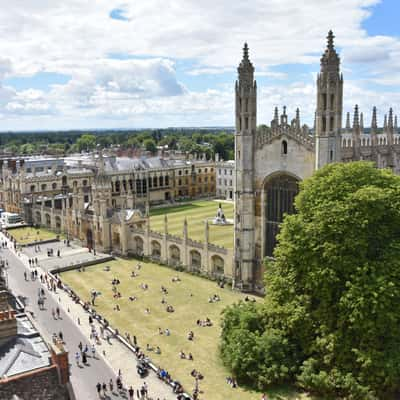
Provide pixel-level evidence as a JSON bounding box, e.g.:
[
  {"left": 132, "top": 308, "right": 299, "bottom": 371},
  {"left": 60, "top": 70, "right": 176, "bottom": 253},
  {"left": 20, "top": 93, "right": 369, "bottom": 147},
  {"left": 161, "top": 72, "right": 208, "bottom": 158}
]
[
  {"left": 78, "top": 341, "right": 83, "bottom": 352},
  {"left": 59, "top": 331, "right": 63, "bottom": 342},
  {"left": 56, "top": 307, "right": 60, "bottom": 319},
  {"left": 91, "top": 344, "right": 96, "bottom": 358},
  {"left": 128, "top": 386, "right": 134, "bottom": 400},
  {"left": 82, "top": 351, "right": 87, "bottom": 365},
  {"left": 109, "top": 379, "right": 114, "bottom": 392},
  {"left": 102, "top": 382, "right": 107, "bottom": 395},
  {"left": 96, "top": 382, "right": 101, "bottom": 398},
  {"left": 52, "top": 308, "right": 56, "bottom": 319},
  {"left": 75, "top": 352, "right": 80, "bottom": 366},
  {"left": 24, "top": 271, "right": 27, "bottom": 281}
]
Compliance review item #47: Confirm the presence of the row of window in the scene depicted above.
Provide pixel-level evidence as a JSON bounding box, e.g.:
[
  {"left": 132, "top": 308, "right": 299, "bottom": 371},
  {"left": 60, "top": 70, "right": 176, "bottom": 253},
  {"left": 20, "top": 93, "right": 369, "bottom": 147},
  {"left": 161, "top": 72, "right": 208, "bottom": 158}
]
[
  {"left": 177, "top": 167, "right": 214, "bottom": 175},
  {"left": 218, "top": 169, "right": 233, "bottom": 176},
  {"left": 218, "top": 179, "right": 233, "bottom": 186}
]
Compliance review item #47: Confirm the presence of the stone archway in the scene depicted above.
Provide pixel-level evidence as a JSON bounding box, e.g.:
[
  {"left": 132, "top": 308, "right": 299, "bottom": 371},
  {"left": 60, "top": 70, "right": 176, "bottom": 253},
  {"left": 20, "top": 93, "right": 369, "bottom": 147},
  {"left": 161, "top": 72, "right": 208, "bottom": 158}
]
[
  {"left": 211, "top": 255, "right": 224, "bottom": 275},
  {"left": 169, "top": 245, "right": 180, "bottom": 266},
  {"left": 45, "top": 213, "right": 51, "bottom": 228},
  {"left": 151, "top": 240, "right": 161, "bottom": 259},
  {"left": 263, "top": 173, "right": 299, "bottom": 257},
  {"left": 134, "top": 236, "right": 144, "bottom": 255},
  {"left": 190, "top": 250, "right": 201, "bottom": 271},
  {"left": 55, "top": 216, "right": 62, "bottom": 232},
  {"left": 35, "top": 211, "right": 42, "bottom": 225},
  {"left": 87, "top": 228, "right": 94, "bottom": 250}
]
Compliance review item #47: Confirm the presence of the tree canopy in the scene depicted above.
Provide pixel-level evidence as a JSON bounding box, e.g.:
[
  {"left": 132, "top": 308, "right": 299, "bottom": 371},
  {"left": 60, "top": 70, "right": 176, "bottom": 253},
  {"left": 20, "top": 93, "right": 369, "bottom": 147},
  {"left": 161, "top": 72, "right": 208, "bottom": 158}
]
[{"left": 221, "top": 162, "right": 400, "bottom": 399}]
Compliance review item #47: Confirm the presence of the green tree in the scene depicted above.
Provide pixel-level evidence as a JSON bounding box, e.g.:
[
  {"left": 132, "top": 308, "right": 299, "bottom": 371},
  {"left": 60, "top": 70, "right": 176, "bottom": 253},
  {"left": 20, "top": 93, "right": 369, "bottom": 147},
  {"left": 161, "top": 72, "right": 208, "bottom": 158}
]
[
  {"left": 76, "top": 134, "right": 96, "bottom": 152},
  {"left": 144, "top": 138, "right": 157, "bottom": 154},
  {"left": 221, "top": 162, "right": 400, "bottom": 399}
]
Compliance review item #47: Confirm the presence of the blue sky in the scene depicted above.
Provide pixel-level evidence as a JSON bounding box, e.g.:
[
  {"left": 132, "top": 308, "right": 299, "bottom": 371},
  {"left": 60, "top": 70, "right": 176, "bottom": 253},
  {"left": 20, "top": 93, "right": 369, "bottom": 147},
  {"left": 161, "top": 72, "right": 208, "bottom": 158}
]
[{"left": 0, "top": 1, "right": 399, "bottom": 130}]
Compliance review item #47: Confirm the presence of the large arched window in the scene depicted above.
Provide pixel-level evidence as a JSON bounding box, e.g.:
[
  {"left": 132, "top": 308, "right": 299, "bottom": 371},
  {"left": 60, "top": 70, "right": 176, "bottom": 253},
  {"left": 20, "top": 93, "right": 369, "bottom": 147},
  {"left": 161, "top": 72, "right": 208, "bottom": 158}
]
[{"left": 264, "top": 174, "right": 299, "bottom": 257}]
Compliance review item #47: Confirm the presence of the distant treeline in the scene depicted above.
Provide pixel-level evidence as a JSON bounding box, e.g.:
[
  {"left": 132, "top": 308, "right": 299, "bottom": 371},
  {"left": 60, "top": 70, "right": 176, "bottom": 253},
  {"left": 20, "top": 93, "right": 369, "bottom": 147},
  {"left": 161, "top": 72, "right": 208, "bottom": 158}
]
[{"left": 0, "top": 128, "right": 235, "bottom": 160}]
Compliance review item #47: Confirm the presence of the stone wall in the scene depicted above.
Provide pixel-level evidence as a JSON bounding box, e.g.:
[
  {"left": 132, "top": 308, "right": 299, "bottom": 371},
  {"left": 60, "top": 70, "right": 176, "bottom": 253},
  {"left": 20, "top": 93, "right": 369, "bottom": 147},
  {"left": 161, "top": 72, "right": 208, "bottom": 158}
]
[{"left": 0, "top": 366, "right": 70, "bottom": 400}]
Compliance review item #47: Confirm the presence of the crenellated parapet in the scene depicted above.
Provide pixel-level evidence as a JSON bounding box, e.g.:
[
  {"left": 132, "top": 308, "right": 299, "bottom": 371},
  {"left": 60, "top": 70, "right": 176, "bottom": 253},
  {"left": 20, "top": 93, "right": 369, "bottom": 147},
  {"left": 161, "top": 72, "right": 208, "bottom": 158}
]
[{"left": 255, "top": 106, "right": 314, "bottom": 151}]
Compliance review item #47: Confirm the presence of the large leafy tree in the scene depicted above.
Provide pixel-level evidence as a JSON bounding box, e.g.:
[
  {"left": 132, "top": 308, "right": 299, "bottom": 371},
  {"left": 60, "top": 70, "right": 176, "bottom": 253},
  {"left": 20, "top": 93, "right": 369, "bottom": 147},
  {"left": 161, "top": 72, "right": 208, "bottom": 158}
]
[{"left": 221, "top": 162, "right": 400, "bottom": 399}]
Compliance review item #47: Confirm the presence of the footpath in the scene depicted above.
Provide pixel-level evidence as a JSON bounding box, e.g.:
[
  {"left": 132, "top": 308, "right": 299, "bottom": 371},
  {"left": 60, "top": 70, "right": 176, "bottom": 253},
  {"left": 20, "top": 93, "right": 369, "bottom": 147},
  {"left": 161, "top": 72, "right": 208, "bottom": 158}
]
[{"left": 5, "top": 233, "right": 179, "bottom": 400}]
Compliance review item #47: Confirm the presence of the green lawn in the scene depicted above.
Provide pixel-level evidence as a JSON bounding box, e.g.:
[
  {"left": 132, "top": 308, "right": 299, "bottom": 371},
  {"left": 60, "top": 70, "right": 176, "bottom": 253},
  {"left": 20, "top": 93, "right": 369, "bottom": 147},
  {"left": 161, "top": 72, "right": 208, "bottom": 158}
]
[
  {"left": 61, "top": 259, "right": 308, "bottom": 400},
  {"left": 8, "top": 226, "right": 63, "bottom": 244},
  {"left": 150, "top": 200, "right": 234, "bottom": 249}
]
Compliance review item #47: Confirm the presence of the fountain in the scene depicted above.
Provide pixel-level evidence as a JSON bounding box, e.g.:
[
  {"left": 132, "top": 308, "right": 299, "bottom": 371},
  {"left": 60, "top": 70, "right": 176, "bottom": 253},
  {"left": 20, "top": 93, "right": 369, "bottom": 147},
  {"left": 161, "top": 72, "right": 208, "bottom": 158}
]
[{"left": 211, "top": 203, "right": 233, "bottom": 225}]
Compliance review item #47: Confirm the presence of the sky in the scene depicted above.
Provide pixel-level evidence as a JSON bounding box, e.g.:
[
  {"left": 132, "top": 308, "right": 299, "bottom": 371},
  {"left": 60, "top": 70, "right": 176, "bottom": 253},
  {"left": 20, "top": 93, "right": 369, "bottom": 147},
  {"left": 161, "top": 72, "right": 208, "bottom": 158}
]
[{"left": 0, "top": 0, "right": 399, "bottom": 131}]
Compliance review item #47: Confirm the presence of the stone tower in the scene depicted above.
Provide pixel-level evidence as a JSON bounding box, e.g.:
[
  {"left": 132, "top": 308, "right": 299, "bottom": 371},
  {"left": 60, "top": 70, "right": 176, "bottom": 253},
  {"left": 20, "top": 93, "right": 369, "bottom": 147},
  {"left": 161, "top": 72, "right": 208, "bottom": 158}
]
[
  {"left": 234, "top": 43, "right": 257, "bottom": 290},
  {"left": 315, "top": 30, "right": 343, "bottom": 169}
]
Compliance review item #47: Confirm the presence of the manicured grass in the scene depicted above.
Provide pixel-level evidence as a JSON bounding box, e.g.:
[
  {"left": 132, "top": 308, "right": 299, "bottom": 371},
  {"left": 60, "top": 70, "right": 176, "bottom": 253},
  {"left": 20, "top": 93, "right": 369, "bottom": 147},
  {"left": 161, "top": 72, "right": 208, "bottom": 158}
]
[
  {"left": 8, "top": 227, "right": 64, "bottom": 244},
  {"left": 61, "top": 259, "right": 307, "bottom": 400},
  {"left": 150, "top": 200, "right": 234, "bottom": 249}
]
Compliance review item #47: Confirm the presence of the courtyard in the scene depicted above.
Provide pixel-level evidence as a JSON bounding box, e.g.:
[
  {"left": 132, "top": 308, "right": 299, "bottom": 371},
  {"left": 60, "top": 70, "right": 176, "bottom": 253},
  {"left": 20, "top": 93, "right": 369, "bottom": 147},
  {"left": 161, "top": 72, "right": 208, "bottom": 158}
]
[
  {"left": 7, "top": 226, "right": 64, "bottom": 245},
  {"left": 150, "top": 200, "right": 234, "bottom": 249},
  {"left": 60, "top": 258, "right": 307, "bottom": 400}
]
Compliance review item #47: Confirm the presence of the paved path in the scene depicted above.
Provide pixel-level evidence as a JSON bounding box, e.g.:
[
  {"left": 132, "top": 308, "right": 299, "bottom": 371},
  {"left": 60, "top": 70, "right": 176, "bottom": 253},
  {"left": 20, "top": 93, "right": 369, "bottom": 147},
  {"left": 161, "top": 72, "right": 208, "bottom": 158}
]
[{"left": 1, "top": 234, "right": 177, "bottom": 400}]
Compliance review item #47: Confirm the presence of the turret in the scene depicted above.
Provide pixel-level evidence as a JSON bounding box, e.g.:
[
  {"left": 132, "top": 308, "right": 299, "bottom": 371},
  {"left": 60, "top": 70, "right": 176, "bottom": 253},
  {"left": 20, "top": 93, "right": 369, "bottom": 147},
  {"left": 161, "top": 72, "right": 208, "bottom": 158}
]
[
  {"left": 345, "top": 112, "right": 351, "bottom": 131},
  {"left": 371, "top": 106, "right": 378, "bottom": 146},
  {"left": 315, "top": 31, "right": 343, "bottom": 168},
  {"left": 234, "top": 43, "right": 257, "bottom": 290}
]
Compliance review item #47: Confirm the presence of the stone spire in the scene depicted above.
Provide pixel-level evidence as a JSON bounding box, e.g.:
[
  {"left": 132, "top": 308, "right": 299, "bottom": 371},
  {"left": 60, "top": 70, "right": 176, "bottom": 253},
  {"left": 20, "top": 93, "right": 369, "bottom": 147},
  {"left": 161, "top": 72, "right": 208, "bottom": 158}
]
[
  {"left": 183, "top": 217, "right": 188, "bottom": 238},
  {"left": 360, "top": 112, "right": 364, "bottom": 131},
  {"left": 320, "top": 30, "right": 340, "bottom": 73},
  {"left": 395, "top": 115, "right": 398, "bottom": 130},
  {"left": 352, "top": 105, "right": 359, "bottom": 129},
  {"left": 205, "top": 219, "right": 209, "bottom": 243},
  {"left": 274, "top": 107, "right": 279, "bottom": 122},
  {"left": 384, "top": 114, "right": 388, "bottom": 130},
  {"left": 164, "top": 214, "right": 168, "bottom": 235},
  {"left": 238, "top": 42, "right": 254, "bottom": 85},
  {"left": 371, "top": 106, "right": 377, "bottom": 129},
  {"left": 388, "top": 108, "right": 394, "bottom": 130},
  {"left": 345, "top": 112, "right": 351, "bottom": 130},
  {"left": 295, "top": 108, "right": 300, "bottom": 129}
]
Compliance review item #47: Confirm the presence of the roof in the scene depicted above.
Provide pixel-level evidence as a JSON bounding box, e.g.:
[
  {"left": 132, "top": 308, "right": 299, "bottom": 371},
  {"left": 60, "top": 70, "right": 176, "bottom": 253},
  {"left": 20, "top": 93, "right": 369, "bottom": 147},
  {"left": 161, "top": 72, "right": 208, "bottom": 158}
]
[{"left": 0, "top": 315, "right": 51, "bottom": 378}]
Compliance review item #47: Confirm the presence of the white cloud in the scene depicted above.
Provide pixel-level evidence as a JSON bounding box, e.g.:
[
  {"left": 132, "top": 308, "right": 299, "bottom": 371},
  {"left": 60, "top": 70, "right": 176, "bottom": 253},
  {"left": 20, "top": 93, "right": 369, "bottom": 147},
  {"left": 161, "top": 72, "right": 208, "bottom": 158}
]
[{"left": 0, "top": 0, "right": 400, "bottom": 128}]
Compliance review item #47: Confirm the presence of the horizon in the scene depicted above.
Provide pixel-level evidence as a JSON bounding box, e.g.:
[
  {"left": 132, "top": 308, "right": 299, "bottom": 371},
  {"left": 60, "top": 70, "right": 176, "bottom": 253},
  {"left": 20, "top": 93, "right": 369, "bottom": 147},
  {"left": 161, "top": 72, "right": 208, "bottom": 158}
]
[{"left": 0, "top": 1, "right": 399, "bottom": 131}]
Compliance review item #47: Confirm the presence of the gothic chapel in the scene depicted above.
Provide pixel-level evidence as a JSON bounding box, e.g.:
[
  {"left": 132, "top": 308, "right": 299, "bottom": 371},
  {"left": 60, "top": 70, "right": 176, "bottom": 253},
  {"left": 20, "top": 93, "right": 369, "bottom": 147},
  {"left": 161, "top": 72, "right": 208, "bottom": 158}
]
[{"left": 234, "top": 31, "right": 400, "bottom": 291}]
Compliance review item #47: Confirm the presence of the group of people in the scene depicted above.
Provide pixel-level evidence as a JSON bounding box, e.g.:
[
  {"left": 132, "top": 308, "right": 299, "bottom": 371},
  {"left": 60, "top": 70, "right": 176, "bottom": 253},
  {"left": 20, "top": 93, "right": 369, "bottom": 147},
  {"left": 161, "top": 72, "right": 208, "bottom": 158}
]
[
  {"left": 179, "top": 350, "right": 194, "bottom": 361},
  {"left": 196, "top": 317, "right": 212, "bottom": 327},
  {"left": 208, "top": 294, "right": 221, "bottom": 303},
  {"left": 76, "top": 341, "right": 97, "bottom": 366},
  {"left": 28, "top": 257, "right": 38, "bottom": 267}
]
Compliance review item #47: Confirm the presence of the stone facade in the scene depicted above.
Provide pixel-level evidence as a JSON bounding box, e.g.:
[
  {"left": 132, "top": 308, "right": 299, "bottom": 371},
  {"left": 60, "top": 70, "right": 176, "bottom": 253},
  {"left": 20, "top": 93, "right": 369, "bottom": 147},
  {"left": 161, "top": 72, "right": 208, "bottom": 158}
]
[
  {"left": 216, "top": 159, "right": 235, "bottom": 200},
  {"left": 0, "top": 154, "right": 216, "bottom": 216},
  {"left": 234, "top": 31, "right": 400, "bottom": 291}
]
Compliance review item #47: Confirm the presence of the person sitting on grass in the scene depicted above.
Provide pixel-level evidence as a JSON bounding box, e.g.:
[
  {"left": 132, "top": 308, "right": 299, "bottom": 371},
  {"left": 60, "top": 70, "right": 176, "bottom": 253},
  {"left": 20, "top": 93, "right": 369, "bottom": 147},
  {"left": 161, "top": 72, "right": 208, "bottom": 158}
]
[
  {"left": 188, "top": 353, "right": 193, "bottom": 361},
  {"left": 179, "top": 350, "right": 186, "bottom": 359},
  {"left": 155, "top": 346, "right": 161, "bottom": 354},
  {"left": 166, "top": 305, "right": 174, "bottom": 313},
  {"left": 187, "top": 331, "right": 194, "bottom": 341},
  {"left": 128, "top": 295, "right": 137, "bottom": 301}
]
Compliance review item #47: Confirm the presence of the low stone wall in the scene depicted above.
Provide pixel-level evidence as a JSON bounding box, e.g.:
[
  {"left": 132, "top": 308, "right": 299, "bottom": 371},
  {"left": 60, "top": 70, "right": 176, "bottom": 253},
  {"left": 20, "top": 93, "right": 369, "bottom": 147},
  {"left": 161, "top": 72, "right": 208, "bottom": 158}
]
[{"left": 50, "top": 256, "right": 115, "bottom": 274}]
